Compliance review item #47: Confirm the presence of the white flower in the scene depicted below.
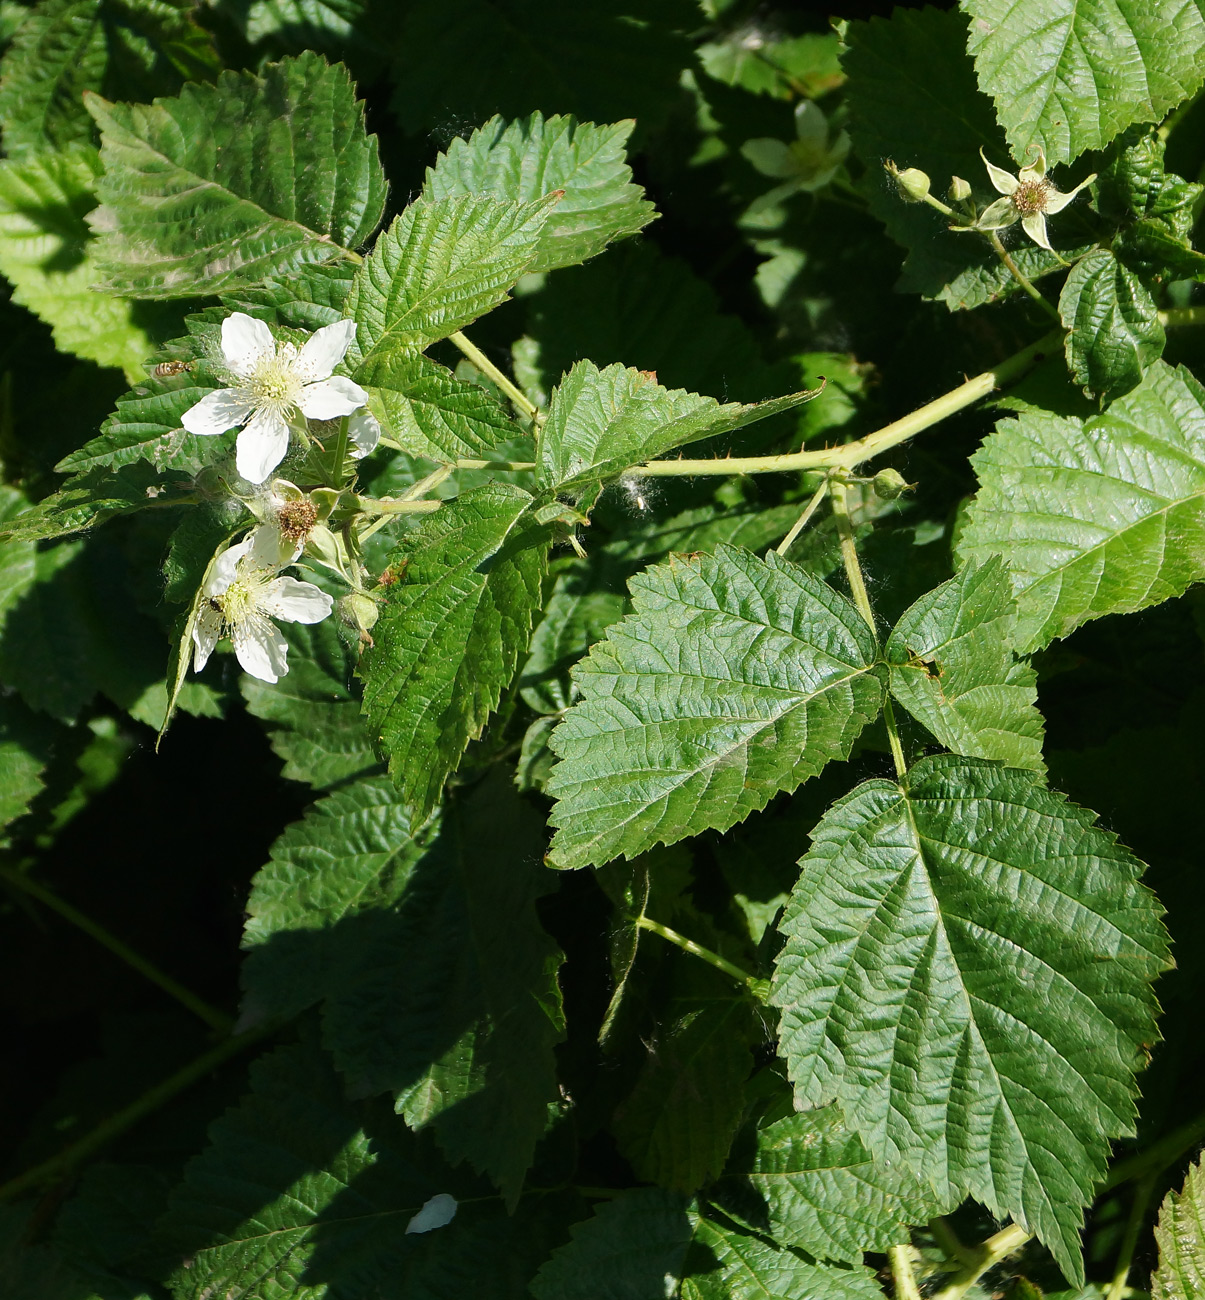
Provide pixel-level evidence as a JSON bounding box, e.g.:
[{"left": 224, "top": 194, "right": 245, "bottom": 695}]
[
  {"left": 181, "top": 313, "right": 368, "bottom": 485},
  {"left": 192, "top": 526, "right": 333, "bottom": 683},
  {"left": 347, "top": 407, "right": 381, "bottom": 458},
  {"left": 972, "top": 148, "right": 1096, "bottom": 254}
]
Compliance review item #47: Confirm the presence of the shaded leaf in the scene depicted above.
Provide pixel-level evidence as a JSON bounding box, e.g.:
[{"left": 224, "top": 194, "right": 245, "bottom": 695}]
[{"left": 0, "top": 695, "right": 55, "bottom": 831}]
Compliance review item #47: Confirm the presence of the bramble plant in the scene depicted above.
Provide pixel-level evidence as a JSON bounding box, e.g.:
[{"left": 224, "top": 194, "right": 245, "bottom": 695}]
[{"left": 4, "top": 2, "right": 1205, "bottom": 1298}]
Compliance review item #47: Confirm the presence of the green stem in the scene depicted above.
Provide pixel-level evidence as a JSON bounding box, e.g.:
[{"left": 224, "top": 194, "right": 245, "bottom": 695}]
[
  {"left": 1161, "top": 305, "right": 1205, "bottom": 327},
  {"left": 889, "top": 1245, "right": 924, "bottom": 1300},
  {"left": 449, "top": 330, "right": 539, "bottom": 422},
  {"left": 930, "top": 1223, "right": 1032, "bottom": 1300},
  {"left": 775, "top": 477, "right": 830, "bottom": 557},
  {"left": 1107, "top": 1176, "right": 1157, "bottom": 1300},
  {"left": 1105, "top": 1112, "right": 1205, "bottom": 1190},
  {"left": 634, "top": 915, "right": 765, "bottom": 996},
  {"left": 454, "top": 458, "right": 537, "bottom": 471},
  {"left": 929, "top": 1217, "right": 977, "bottom": 1269},
  {"left": 987, "top": 230, "right": 1062, "bottom": 316},
  {"left": 637, "top": 330, "right": 1061, "bottom": 478},
  {"left": 0, "top": 1023, "right": 274, "bottom": 1200},
  {"left": 0, "top": 864, "right": 232, "bottom": 1034},
  {"left": 356, "top": 497, "right": 442, "bottom": 517}
]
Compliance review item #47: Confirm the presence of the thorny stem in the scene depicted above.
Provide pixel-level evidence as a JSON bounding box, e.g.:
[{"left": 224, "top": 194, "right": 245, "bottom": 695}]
[
  {"left": 0, "top": 1022, "right": 276, "bottom": 1201},
  {"left": 1107, "top": 1175, "right": 1157, "bottom": 1300},
  {"left": 0, "top": 863, "right": 233, "bottom": 1034},
  {"left": 986, "top": 230, "right": 1062, "bottom": 316},
  {"left": 776, "top": 477, "right": 830, "bottom": 556},
  {"left": 449, "top": 329, "right": 540, "bottom": 422},
  {"left": 634, "top": 915, "right": 766, "bottom": 997},
  {"left": 889, "top": 1245, "right": 924, "bottom": 1300},
  {"left": 929, "top": 1223, "right": 1032, "bottom": 1300}
]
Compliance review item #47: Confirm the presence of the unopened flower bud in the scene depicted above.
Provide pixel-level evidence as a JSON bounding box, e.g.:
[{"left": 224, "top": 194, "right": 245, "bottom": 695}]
[
  {"left": 339, "top": 591, "right": 380, "bottom": 645},
  {"left": 948, "top": 175, "right": 971, "bottom": 202},
  {"left": 894, "top": 167, "right": 931, "bottom": 202},
  {"left": 872, "top": 468, "right": 913, "bottom": 500}
]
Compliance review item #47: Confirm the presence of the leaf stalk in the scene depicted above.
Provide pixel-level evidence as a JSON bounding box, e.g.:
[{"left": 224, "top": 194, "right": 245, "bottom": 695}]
[
  {"left": 633, "top": 915, "right": 766, "bottom": 998},
  {"left": 929, "top": 1222, "right": 1032, "bottom": 1300},
  {"left": 449, "top": 329, "right": 540, "bottom": 421}
]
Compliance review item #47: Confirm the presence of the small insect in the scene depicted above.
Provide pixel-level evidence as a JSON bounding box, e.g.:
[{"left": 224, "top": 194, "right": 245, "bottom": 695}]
[{"left": 152, "top": 359, "right": 193, "bottom": 378}]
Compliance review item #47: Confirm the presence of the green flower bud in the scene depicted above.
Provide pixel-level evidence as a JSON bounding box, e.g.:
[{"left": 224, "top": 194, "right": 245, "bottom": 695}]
[
  {"left": 948, "top": 175, "right": 972, "bottom": 202},
  {"left": 872, "top": 468, "right": 913, "bottom": 500},
  {"left": 895, "top": 167, "right": 931, "bottom": 202},
  {"left": 339, "top": 591, "right": 380, "bottom": 637}
]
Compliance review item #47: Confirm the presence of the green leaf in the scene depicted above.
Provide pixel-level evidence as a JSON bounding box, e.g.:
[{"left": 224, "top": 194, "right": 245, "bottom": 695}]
[
  {"left": 219, "top": 260, "right": 355, "bottom": 330},
  {"left": 0, "top": 144, "right": 156, "bottom": 380},
  {"left": 1096, "top": 128, "right": 1203, "bottom": 234},
  {"left": 86, "top": 51, "right": 386, "bottom": 298},
  {"left": 715, "top": 1104, "right": 943, "bottom": 1264},
  {"left": 1059, "top": 249, "right": 1165, "bottom": 401},
  {"left": 0, "top": 695, "right": 55, "bottom": 831},
  {"left": 886, "top": 557, "right": 1045, "bottom": 772},
  {"left": 771, "top": 753, "right": 1170, "bottom": 1283},
  {"left": 1153, "top": 1154, "right": 1205, "bottom": 1300},
  {"left": 604, "top": 501, "right": 805, "bottom": 566},
  {"left": 962, "top": 0, "right": 1205, "bottom": 168},
  {"left": 538, "top": 360, "right": 820, "bottom": 499},
  {"left": 957, "top": 361, "right": 1205, "bottom": 652},
  {"left": 423, "top": 112, "right": 655, "bottom": 274},
  {"left": 346, "top": 193, "right": 556, "bottom": 364},
  {"left": 240, "top": 619, "right": 379, "bottom": 789},
  {"left": 359, "top": 483, "right": 548, "bottom": 821},
  {"left": 546, "top": 545, "right": 882, "bottom": 870},
  {"left": 0, "top": 464, "right": 193, "bottom": 543},
  {"left": 531, "top": 1189, "right": 882, "bottom": 1300},
  {"left": 240, "top": 771, "right": 564, "bottom": 1205}
]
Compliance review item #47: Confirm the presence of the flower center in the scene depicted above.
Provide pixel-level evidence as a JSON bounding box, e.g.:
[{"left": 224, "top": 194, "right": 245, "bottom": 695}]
[
  {"left": 1012, "top": 178, "right": 1052, "bottom": 216},
  {"left": 245, "top": 355, "right": 303, "bottom": 410},
  {"left": 278, "top": 499, "right": 318, "bottom": 542},
  {"left": 218, "top": 571, "right": 270, "bottom": 627}
]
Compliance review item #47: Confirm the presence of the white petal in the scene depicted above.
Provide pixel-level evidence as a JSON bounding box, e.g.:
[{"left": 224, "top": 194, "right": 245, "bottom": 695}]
[
  {"left": 259, "top": 576, "right": 334, "bottom": 624},
  {"left": 221, "top": 313, "right": 276, "bottom": 377},
  {"left": 1018, "top": 149, "right": 1047, "bottom": 182},
  {"left": 980, "top": 148, "right": 1018, "bottom": 196},
  {"left": 247, "top": 523, "right": 299, "bottom": 571},
  {"left": 405, "top": 1194, "right": 458, "bottom": 1235},
  {"left": 232, "top": 612, "right": 289, "bottom": 682},
  {"left": 236, "top": 408, "right": 291, "bottom": 484},
  {"left": 347, "top": 408, "right": 381, "bottom": 458},
  {"left": 976, "top": 196, "right": 1020, "bottom": 230},
  {"left": 296, "top": 375, "right": 369, "bottom": 420},
  {"left": 1043, "top": 172, "right": 1096, "bottom": 214},
  {"left": 296, "top": 319, "right": 358, "bottom": 382},
  {"left": 180, "top": 388, "right": 253, "bottom": 437},
  {"left": 1021, "top": 211, "right": 1054, "bottom": 252},
  {"left": 204, "top": 536, "right": 253, "bottom": 597},
  {"left": 192, "top": 604, "right": 222, "bottom": 672}
]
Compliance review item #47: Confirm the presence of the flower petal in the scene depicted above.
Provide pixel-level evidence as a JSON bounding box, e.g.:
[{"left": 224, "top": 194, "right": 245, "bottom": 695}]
[
  {"left": 232, "top": 612, "right": 289, "bottom": 682},
  {"left": 222, "top": 313, "right": 276, "bottom": 377},
  {"left": 247, "top": 522, "right": 299, "bottom": 571},
  {"left": 192, "top": 603, "right": 222, "bottom": 672},
  {"left": 347, "top": 407, "right": 381, "bottom": 458},
  {"left": 180, "top": 388, "right": 253, "bottom": 437},
  {"left": 976, "top": 197, "right": 1020, "bottom": 230},
  {"left": 204, "top": 536, "right": 252, "bottom": 597},
  {"left": 296, "top": 319, "right": 358, "bottom": 382},
  {"left": 1043, "top": 172, "right": 1096, "bottom": 215},
  {"left": 236, "top": 408, "right": 291, "bottom": 484},
  {"left": 296, "top": 375, "right": 369, "bottom": 420},
  {"left": 1021, "top": 211, "right": 1054, "bottom": 252},
  {"left": 793, "top": 100, "right": 829, "bottom": 148},
  {"left": 1018, "top": 148, "right": 1047, "bottom": 183},
  {"left": 980, "top": 148, "right": 1018, "bottom": 196},
  {"left": 259, "top": 576, "right": 334, "bottom": 624}
]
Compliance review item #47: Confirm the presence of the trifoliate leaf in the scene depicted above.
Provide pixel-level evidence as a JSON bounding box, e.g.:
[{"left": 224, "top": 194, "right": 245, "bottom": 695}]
[
  {"left": 240, "top": 770, "right": 564, "bottom": 1206},
  {"left": 771, "top": 754, "right": 1171, "bottom": 1284},
  {"left": 537, "top": 360, "right": 821, "bottom": 500},
  {"left": 886, "top": 557, "right": 1045, "bottom": 771},
  {"left": 240, "top": 618, "right": 379, "bottom": 789},
  {"left": 346, "top": 193, "right": 556, "bottom": 365},
  {"left": 531, "top": 1189, "right": 882, "bottom": 1300},
  {"left": 962, "top": 0, "right": 1205, "bottom": 168},
  {"left": 423, "top": 112, "right": 655, "bottom": 273},
  {"left": 958, "top": 361, "right": 1205, "bottom": 652},
  {"left": 86, "top": 51, "right": 386, "bottom": 298},
  {"left": 715, "top": 1104, "right": 943, "bottom": 1264},
  {"left": 1059, "top": 249, "right": 1165, "bottom": 402},
  {"left": 359, "top": 484, "right": 548, "bottom": 821},
  {"left": 1152, "top": 1154, "right": 1205, "bottom": 1300},
  {"left": 546, "top": 545, "right": 882, "bottom": 870}
]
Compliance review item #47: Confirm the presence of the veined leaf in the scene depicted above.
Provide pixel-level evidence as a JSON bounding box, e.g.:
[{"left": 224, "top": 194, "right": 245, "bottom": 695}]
[
  {"left": 1153, "top": 1154, "right": 1205, "bottom": 1300},
  {"left": 886, "top": 557, "right": 1045, "bottom": 772},
  {"left": 240, "top": 771, "right": 564, "bottom": 1205},
  {"left": 1059, "top": 249, "right": 1164, "bottom": 402},
  {"left": 958, "top": 361, "right": 1205, "bottom": 652},
  {"left": 0, "top": 463, "right": 194, "bottom": 543},
  {"left": 546, "top": 545, "right": 882, "bottom": 870},
  {"left": 423, "top": 112, "right": 655, "bottom": 273},
  {"left": 347, "top": 192, "right": 556, "bottom": 364},
  {"left": 86, "top": 51, "right": 386, "bottom": 298},
  {"left": 219, "top": 260, "right": 355, "bottom": 330},
  {"left": 715, "top": 1104, "right": 943, "bottom": 1264},
  {"left": 962, "top": 0, "right": 1205, "bottom": 168},
  {"left": 531, "top": 1188, "right": 882, "bottom": 1300},
  {"left": 771, "top": 754, "right": 1170, "bottom": 1283},
  {"left": 538, "top": 359, "right": 821, "bottom": 500},
  {"left": 359, "top": 484, "right": 548, "bottom": 821}
]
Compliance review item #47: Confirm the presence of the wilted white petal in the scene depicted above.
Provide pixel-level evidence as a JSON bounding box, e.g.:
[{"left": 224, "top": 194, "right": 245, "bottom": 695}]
[
  {"left": 977, "top": 196, "right": 1020, "bottom": 230},
  {"left": 221, "top": 313, "right": 276, "bottom": 377},
  {"left": 1018, "top": 149, "right": 1047, "bottom": 183},
  {"left": 204, "top": 536, "right": 253, "bottom": 597},
  {"left": 980, "top": 148, "right": 1019, "bottom": 196},
  {"left": 296, "top": 319, "right": 358, "bottom": 382},
  {"left": 259, "top": 576, "right": 334, "bottom": 624},
  {"left": 347, "top": 407, "right": 381, "bottom": 458},
  {"left": 180, "top": 388, "right": 253, "bottom": 437},
  {"left": 232, "top": 612, "right": 289, "bottom": 682},
  {"left": 236, "top": 407, "right": 291, "bottom": 484},
  {"left": 296, "top": 375, "right": 369, "bottom": 420},
  {"left": 405, "top": 1194, "right": 458, "bottom": 1235},
  {"left": 1044, "top": 172, "right": 1096, "bottom": 214},
  {"left": 192, "top": 604, "right": 222, "bottom": 672},
  {"left": 1021, "top": 211, "right": 1054, "bottom": 251}
]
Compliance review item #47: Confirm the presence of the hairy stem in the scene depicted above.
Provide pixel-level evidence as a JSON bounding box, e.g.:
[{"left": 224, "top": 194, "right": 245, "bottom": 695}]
[
  {"left": 889, "top": 1245, "right": 925, "bottom": 1300},
  {"left": 449, "top": 330, "right": 540, "bottom": 422},
  {"left": 775, "top": 477, "right": 830, "bottom": 557},
  {"left": 0, "top": 864, "right": 232, "bottom": 1034},
  {"left": 930, "top": 1223, "right": 1032, "bottom": 1300},
  {"left": 986, "top": 230, "right": 1062, "bottom": 316},
  {"left": 636, "top": 330, "right": 1061, "bottom": 479},
  {"left": 634, "top": 915, "right": 764, "bottom": 996}
]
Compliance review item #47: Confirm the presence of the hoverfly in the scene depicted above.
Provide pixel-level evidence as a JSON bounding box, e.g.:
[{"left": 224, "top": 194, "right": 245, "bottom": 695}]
[{"left": 151, "top": 359, "right": 193, "bottom": 378}]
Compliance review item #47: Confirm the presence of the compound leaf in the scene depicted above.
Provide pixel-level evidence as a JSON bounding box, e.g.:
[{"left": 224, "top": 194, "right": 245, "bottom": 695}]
[
  {"left": 87, "top": 50, "right": 386, "bottom": 298},
  {"left": 1153, "top": 1154, "right": 1205, "bottom": 1300},
  {"left": 771, "top": 754, "right": 1170, "bottom": 1283},
  {"left": 546, "top": 545, "right": 882, "bottom": 870},
  {"left": 886, "top": 557, "right": 1045, "bottom": 771},
  {"left": 423, "top": 112, "right": 655, "bottom": 273},
  {"left": 958, "top": 361, "right": 1205, "bottom": 652}
]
